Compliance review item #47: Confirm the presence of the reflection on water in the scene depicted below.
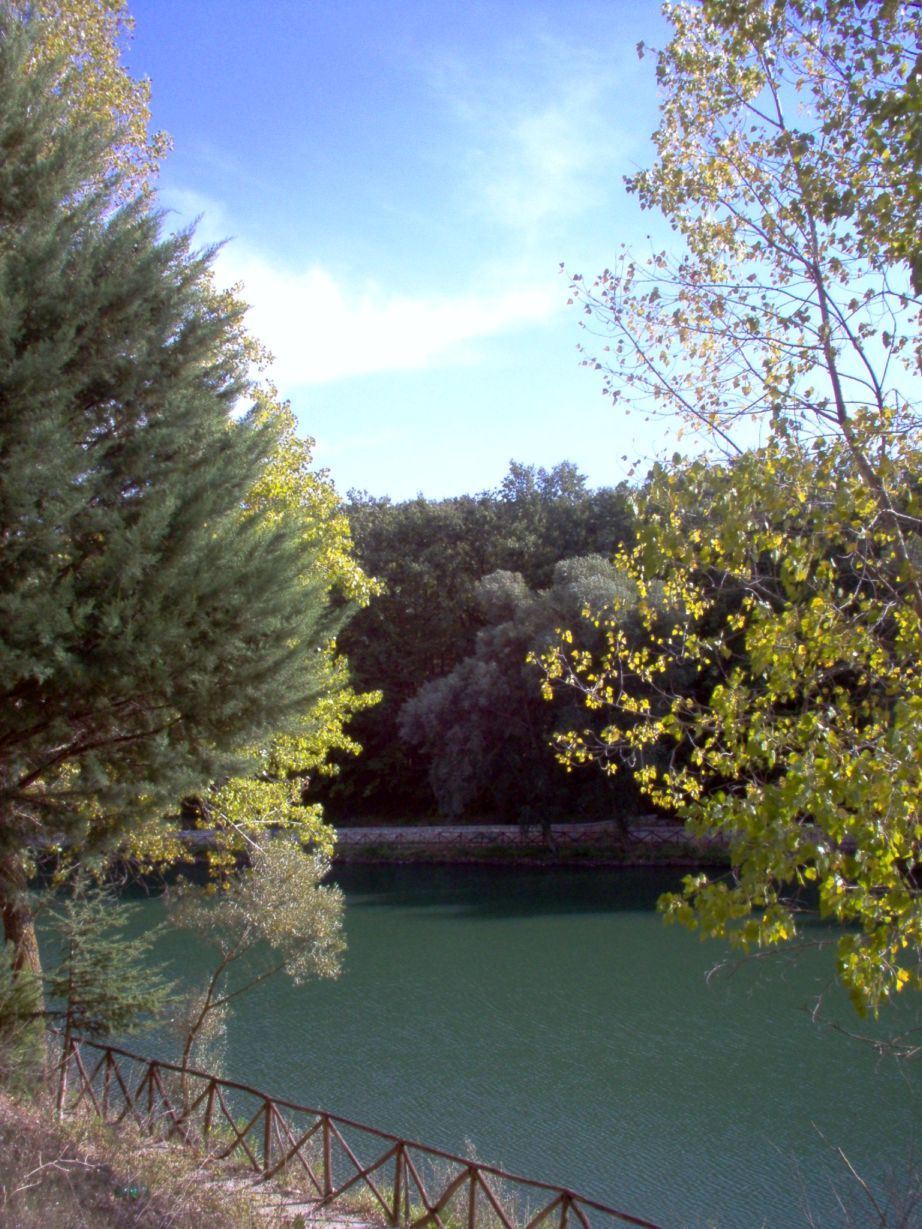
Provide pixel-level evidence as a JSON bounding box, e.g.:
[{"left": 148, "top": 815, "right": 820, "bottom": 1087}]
[{"left": 45, "top": 864, "right": 921, "bottom": 1229}]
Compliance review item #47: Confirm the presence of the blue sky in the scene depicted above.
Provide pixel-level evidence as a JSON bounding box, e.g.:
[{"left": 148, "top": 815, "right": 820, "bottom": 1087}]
[{"left": 127, "top": 0, "right": 673, "bottom": 501}]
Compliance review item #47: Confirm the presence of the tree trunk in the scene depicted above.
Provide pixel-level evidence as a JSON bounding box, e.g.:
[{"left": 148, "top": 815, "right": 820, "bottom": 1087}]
[
  {"left": 0, "top": 852, "right": 42, "bottom": 978},
  {"left": 0, "top": 850, "right": 48, "bottom": 1080}
]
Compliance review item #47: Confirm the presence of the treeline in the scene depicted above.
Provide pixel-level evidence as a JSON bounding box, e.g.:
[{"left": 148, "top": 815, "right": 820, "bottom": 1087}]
[{"left": 311, "top": 462, "right": 645, "bottom": 826}]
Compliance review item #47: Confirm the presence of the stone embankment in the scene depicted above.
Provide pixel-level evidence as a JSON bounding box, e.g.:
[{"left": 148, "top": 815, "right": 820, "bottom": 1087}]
[
  {"left": 177, "top": 818, "right": 728, "bottom": 865},
  {"left": 331, "top": 817, "right": 728, "bottom": 863}
]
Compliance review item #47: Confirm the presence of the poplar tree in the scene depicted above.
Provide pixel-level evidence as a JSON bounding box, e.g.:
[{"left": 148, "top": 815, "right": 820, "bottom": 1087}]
[
  {"left": 8, "top": 0, "right": 168, "bottom": 196},
  {"left": 544, "top": 0, "right": 922, "bottom": 1014},
  {"left": 0, "top": 15, "right": 336, "bottom": 972}
]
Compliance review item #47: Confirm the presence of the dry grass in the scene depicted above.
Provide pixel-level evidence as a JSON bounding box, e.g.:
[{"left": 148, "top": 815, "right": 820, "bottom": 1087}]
[{"left": 0, "top": 1090, "right": 296, "bottom": 1229}]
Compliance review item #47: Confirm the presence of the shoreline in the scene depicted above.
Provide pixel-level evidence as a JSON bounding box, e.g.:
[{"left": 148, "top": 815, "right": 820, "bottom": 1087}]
[{"left": 329, "top": 817, "right": 728, "bottom": 869}]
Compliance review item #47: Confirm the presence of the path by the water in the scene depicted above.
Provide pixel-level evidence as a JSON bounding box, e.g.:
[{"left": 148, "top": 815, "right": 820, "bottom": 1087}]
[
  {"left": 177, "top": 817, "right": 726, "bottom": 861},
  {"left": 332, "top": 817, "right": 725, "bottom": 851},
  {"left": 334, "top": 818, "right": 628, "bottom": 844}
]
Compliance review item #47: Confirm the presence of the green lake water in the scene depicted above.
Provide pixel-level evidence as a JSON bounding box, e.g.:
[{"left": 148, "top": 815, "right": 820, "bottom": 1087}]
[{"left": 71, "top": 864, "right": 920, "bottom": 1229}]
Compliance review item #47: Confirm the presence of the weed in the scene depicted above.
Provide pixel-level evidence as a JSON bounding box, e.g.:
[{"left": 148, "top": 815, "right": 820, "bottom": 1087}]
[{"left": 0, "top": 1090, "right": 307, "bottom": 1228}]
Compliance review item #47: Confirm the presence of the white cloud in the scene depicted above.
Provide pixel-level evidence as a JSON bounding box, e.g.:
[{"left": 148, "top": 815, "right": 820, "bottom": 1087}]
[
  {"left": 154, "top": 186, "right": 561, "bottom": 386},
  {"left": 428, "top": 30, "right": 641, "bottom": 243},
  {"left": 156, "top": 187, "right": 233, "bottom": 243},
  {"left": 150, "top": 23, "right": 647, "bottom": 392},
  {"left": 207, "top": 242, "right": 558, "bottom": 387},
  {"left": 476, "top": 89, "right": 617, "bottom": 235}
]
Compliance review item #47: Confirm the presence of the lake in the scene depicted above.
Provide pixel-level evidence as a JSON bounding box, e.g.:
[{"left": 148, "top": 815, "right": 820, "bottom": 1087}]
[{"left": 76, "top": 864, "right": 921, "bottom": 1229}]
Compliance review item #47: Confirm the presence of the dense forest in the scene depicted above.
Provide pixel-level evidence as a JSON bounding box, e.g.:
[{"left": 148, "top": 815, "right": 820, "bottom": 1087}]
[{"left": 310, "top": 462, "right": 648, "bottom": 826}]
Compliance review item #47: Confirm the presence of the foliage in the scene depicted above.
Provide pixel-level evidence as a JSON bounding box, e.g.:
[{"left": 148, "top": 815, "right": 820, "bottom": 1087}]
[
  {"left": 544, "top": 440, "right": 922, "bottom": 1011},
  {"left": 168, "top": 840, "right": 344, "bottom": 1073},
  {"left": 19, "top": 1, "right": 382, "bottom": 835},
  {"left": 702, "top": 0, "right": 922, "bottom": 296},
  {"left": 0, "top": 14, "right": 346, "bottom": 974},
  {"left": 400, "top": 558, "right": 645, "bottom": 823},
  {"left": 160, "top": 405, "right": 381, "bottom": 875},
  {"left": 247, "top": 400, "right": 378, "bottom": 606},
  {"left": 7, "top": 0, "right": 169, "bottom": 194},
  {"left": 324, "top": 465, "right": 633, "bottom": 819},
  {"left": 11, "top": 0, "right": 386, "bottom": 875},
  {"left": 0, "top": 944, "right": 42, "bottom": 1090},
  {"left": 44, "top": 880, "right": 174, "bottom": 1049},
  {"left": 546, "top": 0, "right": 922, "bottom": 1014},
  {"left": 571, "top": 1, "right": 920, "bottom": 456}
]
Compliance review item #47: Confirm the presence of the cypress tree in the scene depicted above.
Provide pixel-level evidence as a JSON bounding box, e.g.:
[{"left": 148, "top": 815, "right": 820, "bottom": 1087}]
[
  {"left": 44, "top": 881, "right": 174, "bottom": 1050},
  {"left": 0, "top": 14, "right": 334, "bottom": 972}
]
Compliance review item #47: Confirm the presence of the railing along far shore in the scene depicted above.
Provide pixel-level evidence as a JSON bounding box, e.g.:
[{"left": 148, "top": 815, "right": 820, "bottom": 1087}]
[{"left": 57, "top": 1037, "right": 665, "bottom": 1229}]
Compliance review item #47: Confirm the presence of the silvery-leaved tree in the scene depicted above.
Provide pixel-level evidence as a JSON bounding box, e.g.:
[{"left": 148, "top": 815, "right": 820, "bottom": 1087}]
[
  {"left": 542, "top": 0, "right": 922, "bottom": 1015},
  {"left": 168, "top": 840, "right": 345, "bottom": 1078}
]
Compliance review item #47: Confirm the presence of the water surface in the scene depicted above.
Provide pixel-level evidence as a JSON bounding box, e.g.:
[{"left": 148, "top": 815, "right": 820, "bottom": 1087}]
[{"left": 98, "top": 865, "right": 921, "bottom": 1229}]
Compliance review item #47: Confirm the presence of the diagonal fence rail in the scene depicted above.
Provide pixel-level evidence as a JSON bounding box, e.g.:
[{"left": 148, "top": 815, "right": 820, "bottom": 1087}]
[{"left": 56, "top": 1037, "right": 663, "bottom": 1229}]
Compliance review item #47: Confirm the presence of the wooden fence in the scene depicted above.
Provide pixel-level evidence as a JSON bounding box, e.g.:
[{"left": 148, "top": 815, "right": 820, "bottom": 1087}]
[{"left": 57, "top": 1037, "right": 664, "bottom": 1229}]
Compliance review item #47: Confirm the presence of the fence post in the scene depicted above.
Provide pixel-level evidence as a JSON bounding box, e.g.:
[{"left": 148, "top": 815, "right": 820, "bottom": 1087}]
[
  {"left": 391, "top": 1142, "right": 404, "bottom": 1226},
  {"left": 54, "top": 1035, "right": 70, "bottom": 1120},
  {"left": 101, "top": 1050, "right": 113, "bottom": 1119},
  {"left": 559, "top": 1192, "right": 571, "bottom": 1229},
  {"left": 147, "top": 1061, "right": 155, "bottom": 1125},
  {"left": 322, "top": 1114, "right": 333, "bottom": 1198},
  {"left": 262, "top": 1099, "right": 273, "bottom": 1174},
  {"left": 468, "top": 1166, "right": 478, "bottom": 1229},
  {"left": 203, "top": 1080, "right": 215, "bottom": 1144}
]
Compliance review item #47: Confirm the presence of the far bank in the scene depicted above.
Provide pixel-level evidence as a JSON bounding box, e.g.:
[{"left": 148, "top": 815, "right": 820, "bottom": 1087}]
[{"left": 330, "top": 817, "right": 728, "bottom": 868}]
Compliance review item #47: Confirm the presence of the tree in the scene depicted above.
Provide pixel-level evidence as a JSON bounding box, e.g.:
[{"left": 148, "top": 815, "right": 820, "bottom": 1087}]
[
  {"left": 0, "top": 943, "right": 43, "bottom": 1089},
  {"left": 168, "top": 839, "right": 344, "bottom": 1077},
  {"left": 326, "top": 492, "right": 498, "bottom": 817},
  {"left": 44, "top": 881, "right": 173, "bottom": 1064},
  {"left": 142, "top": 405, "right": 381, "bottom": 876},
  {"left": 702, "top": 0, "right": 922, "bottom": 295},
  {"left": 9, "top": 0, "right": 168, "bottom": 194},
  {"left": 545, "top": 0, "right": 922, "bottom": 1014},
  {"left": 495, "top": 462, "right": 634, "bottom": 589},
  {"left": 324, "top": 467, "right": 633, "bottom": 820},
  {"left": 400, "top": 558, "right": 646, "bottom": 824},
  {"left": 0, "top": 16, "right": 341, "bottom": 975},
  {"left": 0, "top": 876, "right": 175, "bottom": 1090}
]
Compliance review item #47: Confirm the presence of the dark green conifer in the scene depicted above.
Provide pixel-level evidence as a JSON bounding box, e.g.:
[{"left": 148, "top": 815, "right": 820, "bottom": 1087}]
[
  {"left": 0, "top": 942, "right": 42, "bottom": 1089},
  {"left": 0, "top": 14, "right": 333, "bottom": 971},
  {"left": 44, "top": 881, "right": 174, "bottom": 1054}
]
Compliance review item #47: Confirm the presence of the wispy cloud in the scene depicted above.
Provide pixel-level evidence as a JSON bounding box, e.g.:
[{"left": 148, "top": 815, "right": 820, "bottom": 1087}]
[
  {"left": 429, "top": 29, "right": 640, "bottom": 243},
  {"left": 156, "top": 187, "right": 234, "bottom": 246},
  {"left": 215, "top": 247, "right": 558, "bottom": 385},
  {"left": 474, "top": 87, "right": 621, "bottom": 238},
  {"left": 152, "top": 23, "right": 644, "bottom": 391},
  {"left": 154, "top": 191, "right": 559, "bottom": 386}
]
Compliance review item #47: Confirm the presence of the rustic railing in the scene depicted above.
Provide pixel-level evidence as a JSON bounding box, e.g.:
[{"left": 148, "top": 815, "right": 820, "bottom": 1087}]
[{"left": 56, "top": 1037, "right": 663, "bottom": 1229}]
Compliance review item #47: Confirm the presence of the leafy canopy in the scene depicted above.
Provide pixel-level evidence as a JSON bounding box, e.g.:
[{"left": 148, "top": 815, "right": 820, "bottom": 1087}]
[
  {"left": 8, "top": 0, "right": 169, "bottom": 194},
  {"left": 44, "top": 881, "right": 174, "bottom": 1045},
  {"left": 330, "top": 467, "right": 632, "bottom": 819},
  {"left": 169, "top": 839, "right": 344, "bottom": 1074},
  {"left": 0, "top": 4, "right": 374, "bottom": 1064},
  {"left": 545, "top": 0, "right": 922, "bottom": 1015}
]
